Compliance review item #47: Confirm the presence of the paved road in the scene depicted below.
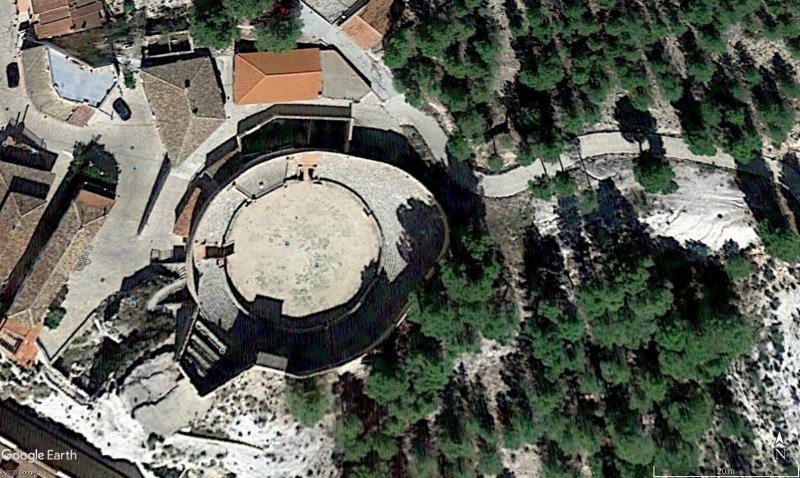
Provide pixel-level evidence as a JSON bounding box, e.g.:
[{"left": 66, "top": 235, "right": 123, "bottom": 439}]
[
  {"left": 300, "top": 3, "right": 450, "bottom": 164},
  {"left": 297, "top": 2, "right": 771, "bottom": 199}
]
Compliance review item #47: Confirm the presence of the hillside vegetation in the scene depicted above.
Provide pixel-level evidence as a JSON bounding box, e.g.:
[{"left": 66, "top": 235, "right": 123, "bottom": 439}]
[
  {"left": 328, "top": 174, "right": 769, "bottom": 476},
  {"left": 385, "top": 0, "right": 800, "bottom": 165}
]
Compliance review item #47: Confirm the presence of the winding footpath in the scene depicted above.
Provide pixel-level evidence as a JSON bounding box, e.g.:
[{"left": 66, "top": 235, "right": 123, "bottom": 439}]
[
  {"left": 298, "top": 2, "right": 786, "bottom": 199},
  {"left": 474, "top": 132, "right": 743, "bottom": 198}
]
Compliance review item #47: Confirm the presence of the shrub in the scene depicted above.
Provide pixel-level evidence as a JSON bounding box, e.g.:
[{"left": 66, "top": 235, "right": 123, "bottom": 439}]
[
  {"left": 122, "top": 68, "right": 135, "bottom": 89},
  {"left": 633, "top": 151, "right": 678, "bottom": 194},
  {"left": 286, "top": 377, "right": 329, "bottom": 427},
  {"left": 447, "top": 135, "right": 473, "bottom": 161},
  {"left": 724, "top": 254, "right": 754, "bottom": 281},
  {"left": 528, "top": 172, "right": 577, "bottom": 200},
  {"left": 529, "top": 177, "right": 553, "bottom": 200},
  {"left": 255, "top": 16, "right": 303, "bottom": 52},
  {"left": 578, "top": 189, "right": 599, "bottom": 215},
  {"left": 757, "top": 222, "right": 800, "bottom": 263},
  {"left": 552, "top": 171, "right": 577, "bottom": 197},
  {"left": 487, "top": 154, "right": 504, "bottom": 172},
  {"left": 0, "top": 364, "right": 13, "bottom": 381},
  {"left": 44, "top": 307, "right": 66, "bottom": 329},
  {"left": 146, "top": 433, "right": 164, "bottom": 450},
  {"left": 189, "top": 8, "right": 239, "bottom": 50}
]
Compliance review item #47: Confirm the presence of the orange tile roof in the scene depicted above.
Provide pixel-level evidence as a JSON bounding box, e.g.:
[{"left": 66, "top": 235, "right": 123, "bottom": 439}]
[
  {"left": 298, "top": 153, "right": 319, "bottom": 167},
  {"left": 66, "top": 104, "right": 95, "bottom": 127},
  {"left": 342, "top": 16, "right": 383, "bottom": 50},
  {"left": 234, "top": 50, "right": 322, "bottom": 105},
  {"left": 31, "top": 0, "right": 105, "bottom": 38},
  {"left": 75, "top": 188, "right": 115, "bottom": 224},
  {"left": 16, "top": 0, "right": 32, "bottom": 14},
  {"left": 75, "top": 188, "right": 115, "bottom": 209},
  {"left": 0, "top": 319, "right": 42, "bottom": 368},
  {"left": 174, "top": 187, "right": 201, "bottom": 237},
  {"left": 238, "top": 49, "right": 321, "bottom": 75},
  {"left": 70, "top": 2, "right": 103, "bottom": 30},
  {"left": 38, "top": 5, "right": 70, "bottom": 24}
]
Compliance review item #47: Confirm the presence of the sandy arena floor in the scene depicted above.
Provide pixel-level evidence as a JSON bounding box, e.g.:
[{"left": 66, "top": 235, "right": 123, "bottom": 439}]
[{"left": 226, "top": 180, "right": 381, "bottom": 317}]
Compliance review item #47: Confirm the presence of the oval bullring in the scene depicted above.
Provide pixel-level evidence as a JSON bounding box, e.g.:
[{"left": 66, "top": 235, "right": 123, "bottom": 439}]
[{"left": 179, "top": 151, "right": 447, "bottom": 394}]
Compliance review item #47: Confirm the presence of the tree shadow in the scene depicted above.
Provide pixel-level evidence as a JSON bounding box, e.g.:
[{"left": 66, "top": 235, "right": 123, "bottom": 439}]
[
  {"left": 736, "top": 153, "right": 787, "bottom": 229},
  {"left": 780, "top": 153, "right": 800, "bottom": 231},
  {"left": 556, "top": 196, "right": 594, "bottom": 280},
  {"left": 521, "top": 223, "right": 567, "bottom": 305},
  {"left": 613, "top": 95, "right": 657, "bottom": 145}
]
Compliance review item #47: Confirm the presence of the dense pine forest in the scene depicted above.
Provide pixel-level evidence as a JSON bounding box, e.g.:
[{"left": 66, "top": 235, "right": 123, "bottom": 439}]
[
  {"left": 308, "top": 175, "right": 768, "bottom": 477},
  {"left": 291, "top": 0, "right": 800, "bottom": 476},
  {"left": 384, "top": 0, "right": 799, "bottom": 166}
]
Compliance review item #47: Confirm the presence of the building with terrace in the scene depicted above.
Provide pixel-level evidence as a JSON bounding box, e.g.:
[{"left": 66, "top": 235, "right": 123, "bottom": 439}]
[
  {"left": 17, "top": 43, "right": 116, "bottom": 126},
  {"left": 177, "top": 151, "right": 448, "bottom": 394},
  {"left": 47, "top": 45, "right": 116, "bottom": 107},
  {"left": 233, "top": 48, "right": 370, "bottom": 104}
]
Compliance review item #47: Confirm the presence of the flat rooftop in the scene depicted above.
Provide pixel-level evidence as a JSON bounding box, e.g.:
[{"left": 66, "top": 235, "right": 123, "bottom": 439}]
[{"left": 47, "top": 47, "right": 115, "bottom": 106}]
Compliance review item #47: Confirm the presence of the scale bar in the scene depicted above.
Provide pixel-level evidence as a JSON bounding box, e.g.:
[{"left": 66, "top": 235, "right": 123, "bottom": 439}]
[{"left": 653, "top": 465, "right": 800, "bottom": 478}]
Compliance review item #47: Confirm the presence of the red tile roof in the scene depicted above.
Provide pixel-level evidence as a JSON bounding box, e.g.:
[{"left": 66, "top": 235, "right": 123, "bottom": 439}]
[
  {"left": 31, "top": 0, "right": 105, "bottom": 38},
  {"left": 38, "top": 5, "right": 70, "bottom": 24},
  {"left": 358, "top": 0, "right": 392, "bottom": 35},
  {"left": 35, "top": 17, "right": 73, "bottom": 37},
  {"left": 174, "top": 187, "right": 201, "bottom": 237},
  {"left": 342, "top": 16, "right": 383, "bottom": 50},
  {"left": 342, "top": 0, "right": 392, "bottom": 49},
  {"left": 0, "top": 319, "right": 42, "bottom": 368},
  {"left": 66, "top": 104, "right": 95, "bottom": 127},
  {"left": 30, "top": 0, "right": 69, "bottom": 13},
  {"left": 234, "top": 49, "right": 322, "bottom": 104}
]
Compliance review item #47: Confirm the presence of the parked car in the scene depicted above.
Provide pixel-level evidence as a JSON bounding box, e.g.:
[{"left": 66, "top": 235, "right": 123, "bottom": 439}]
[
  {"left": 6, "top": 63, "right": 19, "bottom": 89},
  {"left": 113, "top": 98, "right": 131, "bottom": 121}
]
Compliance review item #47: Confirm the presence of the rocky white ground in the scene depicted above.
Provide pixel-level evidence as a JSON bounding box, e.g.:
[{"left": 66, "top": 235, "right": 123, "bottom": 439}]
[
  {"left": 107, "top": 0, "right": 191, "bottom": 17},
  {"left": 643, "top": 163, "right": 760, "bottom": 250},
  {"left": 484, "top": 155, "right": 788, "bottom": 474},
  {"left": 23, "top": 385, "right": 152, "bottom": 464},
  {"left": 119, "top": 353, "right": 213, "bottom": 436},
  {"left": 500, "top": 445, "right": 541, "bottom": 478},
  {"left": 588, "top": 155, "right": 759, "bottom": 250},
  {"left": 1, "top": 151, "right": 794, "bottom": 477},
  {"left": 729, "top": 259, "right": 800, "bottom": 473},
  {"left": 177, "top": 368, "right": 337, "bottom": 478},
  {"left": 6, "top": 354, "right": 337, "bottom": 477}
]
